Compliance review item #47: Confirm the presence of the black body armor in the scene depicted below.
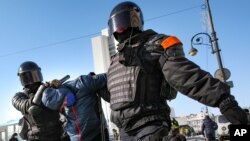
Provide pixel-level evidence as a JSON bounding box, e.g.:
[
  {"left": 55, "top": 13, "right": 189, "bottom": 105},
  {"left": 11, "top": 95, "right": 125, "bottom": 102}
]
[{"left": 107, "top": 30, "right": 173, "bottom": 132}]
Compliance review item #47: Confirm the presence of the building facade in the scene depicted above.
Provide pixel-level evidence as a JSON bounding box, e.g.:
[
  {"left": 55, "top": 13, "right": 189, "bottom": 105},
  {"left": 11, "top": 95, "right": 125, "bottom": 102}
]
[
  {"left": 0, "top": 119, "right": 23, "bottom": 141},
  {"left": 91, "top": 28, "right": 118, "bottom": 134}
]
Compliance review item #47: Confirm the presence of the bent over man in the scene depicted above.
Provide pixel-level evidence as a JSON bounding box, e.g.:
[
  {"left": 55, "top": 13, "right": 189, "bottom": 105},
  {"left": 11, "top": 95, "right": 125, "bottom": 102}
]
[{"left": 42, "top": 72, "right": 110, "bottom": 141}]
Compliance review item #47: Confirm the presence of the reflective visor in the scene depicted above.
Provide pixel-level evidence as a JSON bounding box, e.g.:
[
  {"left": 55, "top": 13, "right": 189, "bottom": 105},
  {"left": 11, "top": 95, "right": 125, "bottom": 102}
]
[
  {"left": 19, "top": 70, "right": 43, "bottom": 86},
  {"left": 109, "top": 10, "right": 131, "bottom": 35}
]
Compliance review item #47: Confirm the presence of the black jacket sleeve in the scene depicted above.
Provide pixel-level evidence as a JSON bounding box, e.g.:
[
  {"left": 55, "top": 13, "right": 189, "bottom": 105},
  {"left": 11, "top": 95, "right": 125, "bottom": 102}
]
[
  {"left": 12, "top": 92, "right": 32, "bottom": 114},
  {"left": 97, "top": 85, "right": 110, "bottom": 102},
  {"left": 154, "top": 37, "right": 248, "bottom": 124},
  {"left": 160, "top": 45, "right": 230, "bottom": 107},
  {"left": 87, "top": 73, "right": 110, "bottom": 102}
]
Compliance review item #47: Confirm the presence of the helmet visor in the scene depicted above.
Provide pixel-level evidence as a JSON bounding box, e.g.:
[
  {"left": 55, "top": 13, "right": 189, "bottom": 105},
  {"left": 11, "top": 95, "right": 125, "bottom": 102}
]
[
  {"left": 108, "top": 10, "right": 142, "bottom": 36},
  {"left": 19, "top": 70, "right": 43, "bottom": 86},
  {"left": 109, "top": 11, "right": 131, "bottom": 35}
]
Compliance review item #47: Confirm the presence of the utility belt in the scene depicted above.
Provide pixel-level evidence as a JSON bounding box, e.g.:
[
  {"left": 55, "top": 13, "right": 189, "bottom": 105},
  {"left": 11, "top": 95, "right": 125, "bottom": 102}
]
[{"left": 111, "top": 104, "right": 171, "bottom": 132}]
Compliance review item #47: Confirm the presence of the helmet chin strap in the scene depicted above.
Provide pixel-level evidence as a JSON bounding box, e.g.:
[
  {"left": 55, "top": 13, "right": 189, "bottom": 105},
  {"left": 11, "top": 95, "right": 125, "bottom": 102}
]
[
  {"left": 116, "top": 27, "right": 141, "bottom": 44},
  {"left": 128, "top": 27, "right": 134, "bottom": 46}
]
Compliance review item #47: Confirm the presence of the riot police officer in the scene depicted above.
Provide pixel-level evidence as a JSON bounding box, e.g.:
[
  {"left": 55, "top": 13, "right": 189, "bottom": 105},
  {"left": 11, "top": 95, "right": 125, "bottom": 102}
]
[
  {"left": 107, "top": 1, "right": 248, "bottom": 141},
  {"left": 12, "top": 61, "right": 64, "bottom": 141}
]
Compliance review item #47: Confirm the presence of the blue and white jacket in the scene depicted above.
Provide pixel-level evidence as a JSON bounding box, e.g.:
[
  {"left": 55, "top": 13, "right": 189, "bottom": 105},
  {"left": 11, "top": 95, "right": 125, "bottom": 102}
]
[{"left": 42, "top": 73, "right": 109, "bottom": 141}]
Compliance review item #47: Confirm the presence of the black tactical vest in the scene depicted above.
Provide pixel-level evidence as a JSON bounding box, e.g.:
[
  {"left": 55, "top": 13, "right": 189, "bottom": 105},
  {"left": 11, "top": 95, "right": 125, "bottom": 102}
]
[{"left": 107, "top": 30, "right": 172, "bottom": 131}]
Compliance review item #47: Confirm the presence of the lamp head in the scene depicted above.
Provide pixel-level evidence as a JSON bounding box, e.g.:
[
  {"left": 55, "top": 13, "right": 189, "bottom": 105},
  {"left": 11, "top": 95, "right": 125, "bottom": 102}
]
[{"left": 189, "top": 47, "right": 198, "bottom": 56}]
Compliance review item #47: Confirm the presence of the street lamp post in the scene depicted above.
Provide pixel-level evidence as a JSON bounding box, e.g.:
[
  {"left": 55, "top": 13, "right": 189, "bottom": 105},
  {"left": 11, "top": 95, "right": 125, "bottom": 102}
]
[{"left": 189, "top": 0, "right": 233, "bottom": 87}]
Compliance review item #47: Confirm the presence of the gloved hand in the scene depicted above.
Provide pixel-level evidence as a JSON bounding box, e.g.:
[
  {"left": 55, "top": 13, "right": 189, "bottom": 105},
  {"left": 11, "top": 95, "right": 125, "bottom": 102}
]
[
  {"left": 49, "top": 79, "right": 61, "bottom": 88},
  {"left": 219, "top": 96, "right": 248, "bottom": 124},
  {"left": 28, "top": 104, "right": 42, "bottom": 115},
  {"left": 27, "top": 96, "right": 42, "bottom": 115},
  {"left": 64, "top": 92, "right": 75, "bottom": 107}
]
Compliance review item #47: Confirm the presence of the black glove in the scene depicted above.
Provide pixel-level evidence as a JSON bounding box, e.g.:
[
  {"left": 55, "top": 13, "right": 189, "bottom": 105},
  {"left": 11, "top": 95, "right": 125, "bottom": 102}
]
[
  {"left": 49, "top": 79, "right": 61, "bottom": 88},
  {"left": 27, "top": 96, "right": 42, "bottom": 115},
  {"left": 28, "top": 104, "right": 42, "bottom": 115},
  {"left": 219, "top": 96, "right": 248, "bottom": 124}
]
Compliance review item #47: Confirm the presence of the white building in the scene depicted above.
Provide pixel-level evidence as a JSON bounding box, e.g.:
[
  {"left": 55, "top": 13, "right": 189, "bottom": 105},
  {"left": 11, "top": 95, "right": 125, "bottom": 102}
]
[
  {"left": 170, "top": 106, "right": 175, "bottom": 118},
  {"left": 175, "top": 116, "right": 188, "bottom": 126},
  {"left": 186, "top": 112, "right": 207, "bottom": 134},
  {"left": 91, "top": 28, "right": 118, "bottom": 132},
  {"left": 0, "top": 119, "right": 24, "bottom": 141}
]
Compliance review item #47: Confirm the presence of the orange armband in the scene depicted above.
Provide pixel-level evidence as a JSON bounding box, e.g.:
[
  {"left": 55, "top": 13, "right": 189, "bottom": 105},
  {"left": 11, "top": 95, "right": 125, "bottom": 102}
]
[{"left": 161, "top": 36, "right": 182, "bottom": 49}]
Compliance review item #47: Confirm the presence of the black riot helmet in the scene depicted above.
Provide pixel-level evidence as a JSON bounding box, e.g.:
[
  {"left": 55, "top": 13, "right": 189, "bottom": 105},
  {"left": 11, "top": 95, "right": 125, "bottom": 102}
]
[
  {"left": 108, "top": 1, "right": 144, "bottom": 40},
  {"left": 17, "top": 61, "right": 43, "bottom": 87}
]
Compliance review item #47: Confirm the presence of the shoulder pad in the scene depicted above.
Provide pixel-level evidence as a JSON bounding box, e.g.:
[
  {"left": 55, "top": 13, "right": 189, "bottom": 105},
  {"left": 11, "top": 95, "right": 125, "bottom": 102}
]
[{"left": 146, "top": 34, "right": 168, "bottom": 46}]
